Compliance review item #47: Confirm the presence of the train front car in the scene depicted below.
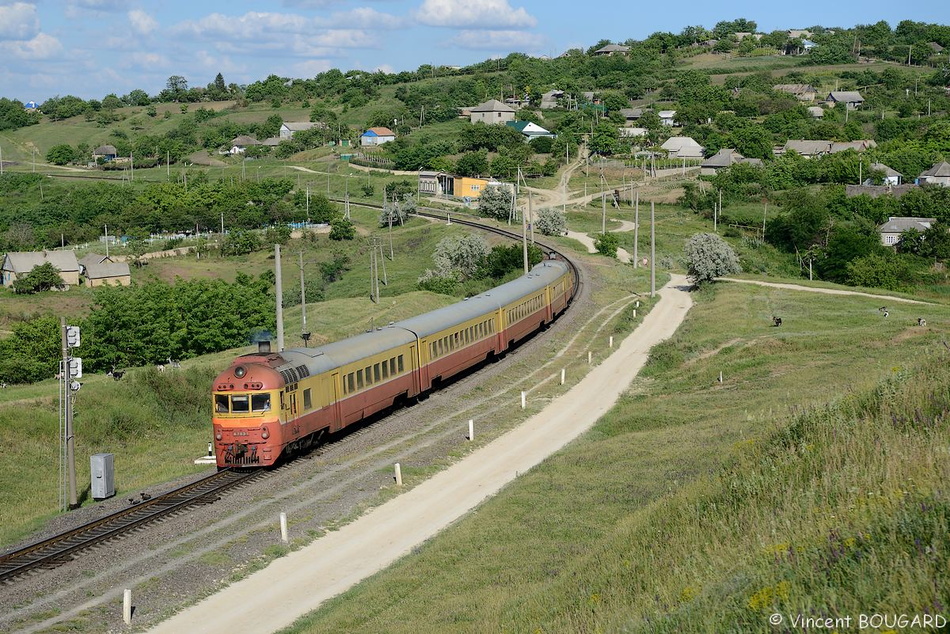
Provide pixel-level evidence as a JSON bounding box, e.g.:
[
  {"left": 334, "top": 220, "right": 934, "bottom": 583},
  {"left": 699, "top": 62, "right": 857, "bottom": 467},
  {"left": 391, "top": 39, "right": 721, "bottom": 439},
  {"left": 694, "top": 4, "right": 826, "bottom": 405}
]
[{"left": 212, "top": 351, "right": 285, "bottom": 468}]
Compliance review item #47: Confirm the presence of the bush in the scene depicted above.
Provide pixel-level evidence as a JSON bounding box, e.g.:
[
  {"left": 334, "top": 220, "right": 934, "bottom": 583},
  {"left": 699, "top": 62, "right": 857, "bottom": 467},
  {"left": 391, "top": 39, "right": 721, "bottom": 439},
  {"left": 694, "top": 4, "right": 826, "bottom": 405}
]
[
  {"left": 684, "top": 232, "right": 742, "bottom": 285},
  {"left": 329, "top": 218, "right": 355, "bottom": 241},
  {"left": 595, "top": 232, "right": 620, "bottom": 258},
  {"left": 535, "top": 208, "right": 566, "bottom": 236},
  {"left": 12, "top": 262, "right": 66, "bottom": 293}
]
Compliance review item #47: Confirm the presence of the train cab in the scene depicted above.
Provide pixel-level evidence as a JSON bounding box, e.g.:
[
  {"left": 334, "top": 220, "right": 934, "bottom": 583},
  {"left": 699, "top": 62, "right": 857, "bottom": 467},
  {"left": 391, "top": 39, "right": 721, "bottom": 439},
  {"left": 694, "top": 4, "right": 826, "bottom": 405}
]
[{"left": 212, "top": 352, "right": 285, "bottom": 468}]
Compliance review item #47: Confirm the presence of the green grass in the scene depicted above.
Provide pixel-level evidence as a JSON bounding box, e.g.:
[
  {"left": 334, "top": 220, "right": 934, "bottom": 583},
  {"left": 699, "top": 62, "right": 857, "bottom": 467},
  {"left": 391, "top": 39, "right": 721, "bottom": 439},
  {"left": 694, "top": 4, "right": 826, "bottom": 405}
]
[{"left": 278, "top": 279, "right": 950, "bottom": 633}]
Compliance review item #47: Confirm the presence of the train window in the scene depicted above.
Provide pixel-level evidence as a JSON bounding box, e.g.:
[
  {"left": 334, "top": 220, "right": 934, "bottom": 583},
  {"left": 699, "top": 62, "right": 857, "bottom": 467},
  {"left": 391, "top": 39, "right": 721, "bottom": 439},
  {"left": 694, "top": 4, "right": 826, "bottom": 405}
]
[
  {"left": 390, "top": 358, "right": 397, "bottom": 375},
  {"left": 382, "top": 361, "right": 389, "bottom": 379},
  {"left": 430, "top": 342, "right": 436, "bottom": 358},
  {"left": 346, "top": 373, "right": 355, "bottom": 394},
  {"left": 215, "top": 395, "right": 229, "bottom": 413},
  {"left": 252, "top": 394, "right": 271, "bottom": 412},
  {"left": 365, "top": 366, "right": 373, "bottom": 384},
  {"left": 374, "top": 363, "right": 381, "bottom": 382},
  {"left": 232, "top": 395, "right": 250, "bottom": 413},
  {"left": 303, "top": 389, "right": 312, "bottom": 410},
  {"left": 454, "top": 332, "right": 460, "bottom": 348},
  {"left": 397, "top": 355, "right": 404, "bottom": 373},
  {"left": 356, "top": 369, "right": 364, "bottom": 389}
]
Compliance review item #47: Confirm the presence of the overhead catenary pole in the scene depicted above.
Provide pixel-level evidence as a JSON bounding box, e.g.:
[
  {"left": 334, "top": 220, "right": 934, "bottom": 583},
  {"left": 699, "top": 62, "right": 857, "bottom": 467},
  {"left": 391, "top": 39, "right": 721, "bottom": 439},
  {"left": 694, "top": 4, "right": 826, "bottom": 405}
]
[
  {"left": 104, "top": 225, "right": 109, "bottom": 257},
  {"left": 275, "top": 244, "right": 285, "bottom": 352},
  {"left": 60, "top": 317, "right": 77, "bottom": 510}
]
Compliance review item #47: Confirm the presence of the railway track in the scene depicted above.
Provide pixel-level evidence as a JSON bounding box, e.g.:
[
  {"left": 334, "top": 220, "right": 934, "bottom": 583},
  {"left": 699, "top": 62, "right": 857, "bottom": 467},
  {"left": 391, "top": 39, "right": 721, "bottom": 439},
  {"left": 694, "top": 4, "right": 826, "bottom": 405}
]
[
  {"left": 0, "top": 469, "right": 261, "bottom": 584},
  {"left": 1, "top": 204, "right": 581, "bottom": 588}
]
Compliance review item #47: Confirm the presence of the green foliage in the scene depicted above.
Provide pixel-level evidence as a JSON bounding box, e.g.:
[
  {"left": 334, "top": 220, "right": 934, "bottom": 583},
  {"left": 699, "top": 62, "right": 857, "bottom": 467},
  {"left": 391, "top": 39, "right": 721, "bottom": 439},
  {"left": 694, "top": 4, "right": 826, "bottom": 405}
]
[
  {"left": 0, "top": 315, "right": 60, "bottom": 383},
  {"left": 12, "top": 262, "right": 66, "bottom": 294},
  {"left": 221, "top": 229, "right": 263, "bottom": 256},
  {"left": 595, "top": 231, "right": 620, "bottom": 258},
  {"left": 380, "top": 194, "right": 415, "bottom": 227},
  {"left": 328, "top": 218, "right": 355, "bottom": 241},
  {"left": 82, "top": 275, "right": 275, "bottom": 370},
  {"left": 476, "top": 185, "right": 513, "bottom": 220},
  {"left": 844, "top": 251, "right": 917, "bottom": 291},
  {"left": 45, "top": 144, "right": 76, "bottom": 165},
  {"left": 535, "top": 207, "right": 566, "bottom": 237},
  {"left": 684, "top": 232, "right": 742, "bottom": 284},
  {"left": 264, "top": 225, "right": 292, "bottom": 245}
]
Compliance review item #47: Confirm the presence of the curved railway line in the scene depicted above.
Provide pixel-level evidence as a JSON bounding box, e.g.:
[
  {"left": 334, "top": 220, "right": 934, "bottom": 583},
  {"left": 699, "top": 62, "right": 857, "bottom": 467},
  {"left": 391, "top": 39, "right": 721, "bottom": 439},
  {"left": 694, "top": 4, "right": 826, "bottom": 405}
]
[{"left": 1, "top": 207, "right": 583, "bottom": 588}]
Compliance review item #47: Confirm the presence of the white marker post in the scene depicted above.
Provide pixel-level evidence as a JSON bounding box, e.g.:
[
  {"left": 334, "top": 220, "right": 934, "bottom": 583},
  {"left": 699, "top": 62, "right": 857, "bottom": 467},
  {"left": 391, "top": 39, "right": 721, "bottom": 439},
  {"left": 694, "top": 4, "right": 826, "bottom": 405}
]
[
  {"left": 609, "top": 336, "right": 613, "bottom": 348},
  {"left": 123, "top": 589, "right": 132, "bottom": 625},
  {"left": 280, "top": 512, "right": 288, "bottom": 544},
  {"left": 588, "top": 351, "right": 592, "bottom": 365},
  {"left": 468, "top": 419, "right": 474, "bottom": 441},
  {"left": 521, "top": 391, "right": 526, "bottom": 409},
  {"left": 560, "top": 368, "right": 565, "bottom": 385},
  {"left": 394, "top": 463, "right": 403, "bottom": 486}
]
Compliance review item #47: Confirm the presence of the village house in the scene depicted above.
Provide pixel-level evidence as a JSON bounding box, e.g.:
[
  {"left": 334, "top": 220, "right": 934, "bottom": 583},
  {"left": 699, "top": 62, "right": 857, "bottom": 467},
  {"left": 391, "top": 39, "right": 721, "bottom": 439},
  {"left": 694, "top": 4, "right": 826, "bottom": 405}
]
[
  {"left": 658, "top": 110, "right": 677, "bottom": 127},
  {"left": 418, "top": 172, "right": 507, "bottom": 199},
  {"left": 505, "top": 121, "right": 555, "bottom": 141},
  {"left": 78, "top": 254, "right": 131, "bottom": 287},
  {"left": 1, "top": 251, "right": 80, "bottom": 288},
  {"left": 279, "top": 122, "right": 325, "bottom": 139},
  {"left": 592, "top": 44, "right": 630, "bottom": 56},
  {"left": 826, "top": 91, "right": 865, "bottom": 110},
  {"left": 878, "top": 217, "right": 937, "bottom": 247},
  {"left": 359, "top": 127, "right": 396, "bottom": 147},
  {"left": 540, "top": 90, "right": 564, "bottom": 109},
  {"left": 700, "top": 149, "right": 762, "bottom": 175},
  {"left": 773, "top": 84, "right": 818, "bottom": 101},
  {"left": 867, "top": 163, "right": 902, "bottom": 186},
  {"left": 469, "top": 100, "right": 516, "bottom": 124},
  {"left": 660, "top": 136, "right": 704, "bottom": 159},
  {"left": 229, "top": 135, "right": 261, "bottom": 155},
  {"left": 92, "top": 145, "right": 118, "bottom": 161},
  {"left": 918, "top": 161, "right": 950, "bottom": 186}
]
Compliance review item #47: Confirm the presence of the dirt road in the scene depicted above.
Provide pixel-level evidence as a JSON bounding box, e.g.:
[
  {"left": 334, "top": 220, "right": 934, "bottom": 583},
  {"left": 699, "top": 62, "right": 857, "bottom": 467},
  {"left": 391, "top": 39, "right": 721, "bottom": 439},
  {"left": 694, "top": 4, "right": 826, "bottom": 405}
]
[{"left": 147, "top": 274, "right": 694, "bottom": 634}]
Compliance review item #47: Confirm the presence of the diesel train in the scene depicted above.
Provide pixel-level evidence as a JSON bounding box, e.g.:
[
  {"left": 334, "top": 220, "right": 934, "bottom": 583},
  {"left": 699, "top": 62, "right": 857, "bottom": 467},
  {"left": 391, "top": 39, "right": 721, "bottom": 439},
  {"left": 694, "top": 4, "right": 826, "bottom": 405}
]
[{"left": 211, "top": 258, "right": 575, "bottom": 468}]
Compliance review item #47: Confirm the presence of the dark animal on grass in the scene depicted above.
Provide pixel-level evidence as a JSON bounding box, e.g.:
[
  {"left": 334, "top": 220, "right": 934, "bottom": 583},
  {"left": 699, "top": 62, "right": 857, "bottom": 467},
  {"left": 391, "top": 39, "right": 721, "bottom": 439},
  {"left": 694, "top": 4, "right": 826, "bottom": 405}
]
[
  {"left": 918, "top": 318, "right": 927, "bottom": 326},
  {"left": 772, "top": 316, "right": 782, "bottom": 327},
  {"left": 107, "top": 366, "right": 125, "bottom": 381}
]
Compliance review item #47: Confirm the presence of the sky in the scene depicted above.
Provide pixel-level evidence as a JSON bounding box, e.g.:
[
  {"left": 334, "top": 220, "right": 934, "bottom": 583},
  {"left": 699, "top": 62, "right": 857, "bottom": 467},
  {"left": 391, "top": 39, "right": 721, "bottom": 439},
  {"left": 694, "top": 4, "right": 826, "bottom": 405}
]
[{"left": 0, "top": 0, "right": 947, "bottom": 103}]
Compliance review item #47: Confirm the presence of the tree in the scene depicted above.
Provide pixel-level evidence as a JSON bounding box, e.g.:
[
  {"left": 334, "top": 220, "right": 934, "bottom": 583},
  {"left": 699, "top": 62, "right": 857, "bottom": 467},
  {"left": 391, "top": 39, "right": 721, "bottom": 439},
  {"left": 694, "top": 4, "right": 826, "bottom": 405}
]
[
  {"left": 477, "top": 185, "right": 514, "bottom": 220},
  {"left": 380, "top": 194, "right": 415, "bottom": 227},
  {"left": 684, "top": 232, "right": 742, "bottom": 285},
  {"left": 535, "top": 207, "right": 566, "bottom": 236},
  {"left": 329, "top": 218, "right": 355, "bottom": 240},
  {"left": 165, "top": 75, "right": 188, "bottom": 101},
  {"left": 12, "top": 262, "right": 66, "bottom": 294},
  {"left": 46, "top": 144, "right": 76, "bottom": 166},
  {"left": 431, "top": 234, "right": 490, "bottom": 280}
]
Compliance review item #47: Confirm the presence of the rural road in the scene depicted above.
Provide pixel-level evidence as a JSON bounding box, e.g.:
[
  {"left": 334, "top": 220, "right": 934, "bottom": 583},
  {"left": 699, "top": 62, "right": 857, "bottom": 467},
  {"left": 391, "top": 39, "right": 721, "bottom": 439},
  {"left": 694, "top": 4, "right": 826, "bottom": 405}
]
[{"left": 147, "top": 274, "right": 694, "bottom": 634}]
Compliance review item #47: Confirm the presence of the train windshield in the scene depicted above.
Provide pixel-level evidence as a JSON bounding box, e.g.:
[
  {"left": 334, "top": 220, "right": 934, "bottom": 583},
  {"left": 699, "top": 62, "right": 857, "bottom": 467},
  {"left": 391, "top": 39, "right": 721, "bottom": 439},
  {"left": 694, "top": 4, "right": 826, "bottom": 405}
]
[{"left": 215, "top": 393, "right": 271, "bottom": 414}]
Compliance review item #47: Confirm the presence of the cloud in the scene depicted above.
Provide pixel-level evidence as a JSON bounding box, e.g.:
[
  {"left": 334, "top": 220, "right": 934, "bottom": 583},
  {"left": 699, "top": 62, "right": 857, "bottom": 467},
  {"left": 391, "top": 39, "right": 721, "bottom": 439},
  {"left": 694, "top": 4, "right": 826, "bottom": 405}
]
[
  {"left": 172, "top": 12, "right": 312, "bottom": 39},
  {"left": 449, "top": 29, "right": 543, "bottom": 50},
  {"left": 2, "top": 32, "right": 63, "bottom": 59},
  {"left": 128, "top": 10, "right": 158, "bottom": 36},
  {"left": 0, "top": 2, "right": 40, "bottom": 40},
  {"left": 324, "top": 8, "right": 405, "bottom": 29},
  {"left": 415, "top": 0, "right": 536, "bottom": 29}
]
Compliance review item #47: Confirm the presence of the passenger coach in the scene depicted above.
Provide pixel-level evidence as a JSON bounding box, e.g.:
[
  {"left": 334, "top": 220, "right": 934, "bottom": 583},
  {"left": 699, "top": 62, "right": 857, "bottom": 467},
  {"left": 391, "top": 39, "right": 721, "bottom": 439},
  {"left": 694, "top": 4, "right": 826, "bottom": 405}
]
[{"left": 212, "top": 259, "right": 574, "bottom": 467}]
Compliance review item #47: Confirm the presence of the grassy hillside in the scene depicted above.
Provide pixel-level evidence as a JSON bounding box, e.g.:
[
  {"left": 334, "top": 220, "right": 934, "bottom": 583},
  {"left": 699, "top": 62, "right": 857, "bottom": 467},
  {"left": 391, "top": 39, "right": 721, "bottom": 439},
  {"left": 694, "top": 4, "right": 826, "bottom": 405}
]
[{"left": 282, "top": 280, "right": 950, "bottom": 633}]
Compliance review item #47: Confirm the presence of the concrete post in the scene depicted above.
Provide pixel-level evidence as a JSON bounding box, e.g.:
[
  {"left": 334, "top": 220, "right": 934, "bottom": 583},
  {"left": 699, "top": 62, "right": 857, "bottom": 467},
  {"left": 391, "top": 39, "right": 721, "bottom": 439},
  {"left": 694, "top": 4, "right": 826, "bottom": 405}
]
[
  {"left": 280, "top": 512, "right": 288, "bottom": 543},
  {"left": 468, "top": 419, "right": 474, "bottom": 441},
  {"left": 123, "top": 589, "right": 132, "bottom": 625},
  {"left": 394, "top": 463, "right": 402, "bottom": 486}
]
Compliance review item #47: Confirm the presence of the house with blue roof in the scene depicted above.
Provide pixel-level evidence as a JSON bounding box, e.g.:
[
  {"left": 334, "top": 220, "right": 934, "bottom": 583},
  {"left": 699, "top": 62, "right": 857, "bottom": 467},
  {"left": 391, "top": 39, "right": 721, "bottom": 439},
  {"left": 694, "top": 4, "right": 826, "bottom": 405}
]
[
  {"left": 360, "top": 127, "right": 396, "bottom": 147},
  {"left": 505, "top": 121, "right": 555, "bottom": 141}
]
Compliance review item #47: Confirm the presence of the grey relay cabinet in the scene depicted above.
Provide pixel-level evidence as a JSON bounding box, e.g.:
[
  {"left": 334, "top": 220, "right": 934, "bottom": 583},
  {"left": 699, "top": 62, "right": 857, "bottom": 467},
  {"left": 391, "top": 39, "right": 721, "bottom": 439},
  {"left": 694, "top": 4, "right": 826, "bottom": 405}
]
[{"left": 90, "top": 453, "right": 115, "bottom": 500}]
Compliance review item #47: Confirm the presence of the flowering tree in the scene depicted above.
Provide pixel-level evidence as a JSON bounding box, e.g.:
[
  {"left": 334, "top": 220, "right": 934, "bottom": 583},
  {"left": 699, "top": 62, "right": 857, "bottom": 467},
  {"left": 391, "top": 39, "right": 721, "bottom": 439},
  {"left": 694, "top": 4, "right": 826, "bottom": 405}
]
[{"left": 684, "top": 232, "right": 741, "bottom": 285}]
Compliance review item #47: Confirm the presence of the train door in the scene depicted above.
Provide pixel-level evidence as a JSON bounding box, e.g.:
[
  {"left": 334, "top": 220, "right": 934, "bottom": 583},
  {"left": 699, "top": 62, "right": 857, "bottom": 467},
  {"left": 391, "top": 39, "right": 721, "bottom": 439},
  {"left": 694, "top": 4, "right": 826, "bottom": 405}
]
[
  {"left": 330, "top": 371, "right": 343, "bottom": 432},
  {"left": 409, "top": 343, "right": 424, "bottom": 395},
  {"left": 289, "top": 393, "right": 298, "bottom": 419}
]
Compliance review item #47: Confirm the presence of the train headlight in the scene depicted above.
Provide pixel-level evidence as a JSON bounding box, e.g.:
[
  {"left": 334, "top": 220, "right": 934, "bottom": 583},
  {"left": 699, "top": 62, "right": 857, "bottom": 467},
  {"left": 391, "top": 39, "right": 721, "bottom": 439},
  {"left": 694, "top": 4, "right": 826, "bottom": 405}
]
[
  {"left": 261, "top": 428, "right": 270, "bottom": 439},
  {"left": 234, "top": 366, "right": 247, "bottom": 378},
  {"left": 215, "top": 432, "right": 222, "bottom": 441}
]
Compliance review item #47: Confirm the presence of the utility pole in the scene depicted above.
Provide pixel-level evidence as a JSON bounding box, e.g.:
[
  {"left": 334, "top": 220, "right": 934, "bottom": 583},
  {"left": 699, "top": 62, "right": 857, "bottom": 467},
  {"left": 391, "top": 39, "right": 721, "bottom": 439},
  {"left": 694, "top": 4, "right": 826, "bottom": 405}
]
[
  {"left": 650, "top": 202, "right": 656, "bottom": 298},
  {"left": 633, "top": 190, "right": 639, "bottom": 269},
  {"left": 298, "top": 251, "right": 307, "bottom": 333},
  {"left": 275, "top": 244, "right": 284, "bottom": 352},
  {"left": 0, "top": 143, "right": 3, "bottom": 175},
  {"left": 104, "top": 225, "right": 109, "bottom": 257},
  {"left": 518, "top": 167, "right": 528, "bottom": 274}
]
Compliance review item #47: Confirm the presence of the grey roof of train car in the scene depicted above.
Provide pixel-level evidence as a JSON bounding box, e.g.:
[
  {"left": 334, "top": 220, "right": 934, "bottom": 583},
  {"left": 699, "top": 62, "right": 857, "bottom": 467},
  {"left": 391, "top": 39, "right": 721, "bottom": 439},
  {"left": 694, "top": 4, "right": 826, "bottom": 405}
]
[{"left": 273, "top": 260, "right": 570, "bottom": 377}]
